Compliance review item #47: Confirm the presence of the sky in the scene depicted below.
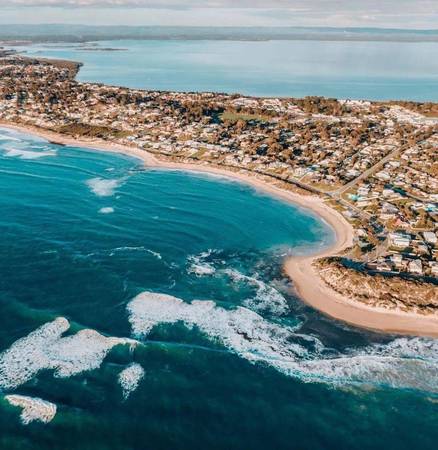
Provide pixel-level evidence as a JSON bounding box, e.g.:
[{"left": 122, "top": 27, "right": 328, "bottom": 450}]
[{"left": 0, "top": 1, "right": 437, "bottom": 29}]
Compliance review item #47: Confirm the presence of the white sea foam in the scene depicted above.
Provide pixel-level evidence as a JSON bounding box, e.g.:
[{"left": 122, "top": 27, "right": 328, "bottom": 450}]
[
  {"left": 187, "top": 250, "right": 216, "bottom": 276},
  {"left": 188, "top": 263, "right": 216, "bottom": 276},
  {"left": 5, "top": 395, "right": 57, "bottom": 425},
  {"left": 187, "top": 255, "right": 288, "bottom": 315},
  {"left": 225, "top": 269, "right": 288, "bottom": 315},
  {"left": 127, "top": 292, "right": 306, "bottom": 362},
  {"left": 99, "top": 207, "right": 115, "bottom": 214},
  {"left": 294, "top": 353, "right": 438, "bottom": 391},
  {"left": 0, "top": 318, "right": 137, "bottom": 390},
  {"left": 367, "top": 337, "right": 438, "bottom": 359},
  {"left": 109, "top": 246, "right": 162, "bottom": 260},
  {"left": 0, "top": 133, "right": 21, "bottom": 142},
  {"left": 118, "top": 363, "right": 145, "bottom": 399},
  {"left": 4, "top": 148, "right": 57, "bottom": 160},
  {"left": 127, "top": 292, "right": 438, "bottom": 391},
  {"left": 146, "top": 249, "right": 163, "bottom": 260},
  {"left": 111, "top": 246, "right": 146, "bottom": 253},
  {"left": 86, "top": 177, "right": 122, "bottom": 197}
]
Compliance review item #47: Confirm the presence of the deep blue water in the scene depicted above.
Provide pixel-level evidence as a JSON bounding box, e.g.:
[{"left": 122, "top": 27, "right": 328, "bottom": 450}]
[
  {"left": 15, "top": 39, "right": 438, "bottom": 101},
  {"left": 0, "top": 127, "right": 437, "bottom": 450}
]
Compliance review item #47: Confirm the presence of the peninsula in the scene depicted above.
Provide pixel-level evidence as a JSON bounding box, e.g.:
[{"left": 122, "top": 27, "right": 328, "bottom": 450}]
[{"left": 1, "top": 55, "right": 437, "bottom": 335}]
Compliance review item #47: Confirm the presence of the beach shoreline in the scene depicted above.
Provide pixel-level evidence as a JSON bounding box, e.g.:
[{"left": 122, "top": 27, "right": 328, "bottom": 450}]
[{"left": 2, "top": 121, "right": 437, "bottom": 338}]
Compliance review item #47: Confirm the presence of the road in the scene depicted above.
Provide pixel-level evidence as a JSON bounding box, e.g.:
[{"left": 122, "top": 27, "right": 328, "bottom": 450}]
[{"left": 330, "top": 146, "right": 399, "bottom": 197}]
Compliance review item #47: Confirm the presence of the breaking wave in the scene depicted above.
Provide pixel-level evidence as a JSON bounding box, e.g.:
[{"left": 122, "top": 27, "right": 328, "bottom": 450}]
[
  {"left": 109, "top": 246, "right": 162, "bottom": 260},
  {"left": 4, "top": 147, "right": 57, "bottom": 160},
  {"left": 188, "top": 262, "right": 215, "bottom": 276},
  {"left": 118, "top": 363, "right": 145, "bottom": 399},
  {"left": 146, "top": 249, "right": 163, "bottom": 260},
  {"left": 99, "top": 207, "right": 115, "bottom": 214},
  {"left": 0, "top": 133, "right": 21, "bottom": 142},
  {"left": 5, "top": 395, "right": 57, "bottom": 425},
  {"left": 127, "top": 292, "right": 438, "bottom": 392},
  {"left": 225, "top": 268, "right": 289, "bottom": 315},
  {"left": 186, "top": 251, "right": 288, "bottom": 315},
  {"left": 187, "top": 250, "right": 216, "bottom": 276},
  {"left": 86, "top": 177, "right": 123, "bottom": 197},
  {"left": 0, "top": 318, "right": 137, "bottom": 390}
]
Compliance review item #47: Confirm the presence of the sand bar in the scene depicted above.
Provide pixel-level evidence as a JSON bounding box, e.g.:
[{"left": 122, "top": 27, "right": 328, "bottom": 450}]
[{"left": 2, "top": 122, "right": 437, "bottom": 338}]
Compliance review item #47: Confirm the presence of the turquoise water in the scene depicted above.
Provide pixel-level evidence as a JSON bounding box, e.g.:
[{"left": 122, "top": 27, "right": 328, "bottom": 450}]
[
  {"left": 16, "top": 39, "right": 438, "bottom": 101},
  {"left": 0, "top": 127, "right": 437, "bottom": 449}
]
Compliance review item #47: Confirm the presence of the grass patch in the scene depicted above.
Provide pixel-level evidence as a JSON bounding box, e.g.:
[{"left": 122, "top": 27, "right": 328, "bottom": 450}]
[
  {"left": 220, "top": 111, "right": 272, "bottom": 123},
  {"left": 57, "top": 123, "right": 131, "bottom": 139}
]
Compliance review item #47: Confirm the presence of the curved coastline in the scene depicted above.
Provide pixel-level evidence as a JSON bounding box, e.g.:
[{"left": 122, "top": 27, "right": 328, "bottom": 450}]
[{"left": 2, "top": 122, "right": 438, "bottom": 338}]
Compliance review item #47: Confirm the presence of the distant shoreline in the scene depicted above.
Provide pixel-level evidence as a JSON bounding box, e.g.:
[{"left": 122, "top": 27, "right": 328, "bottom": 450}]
[
  {"left": 2, "top": 122, "right": 438, "bottom": 338},
  {"left": 1, "top": 25, "right": 438, "bottom": 44}
]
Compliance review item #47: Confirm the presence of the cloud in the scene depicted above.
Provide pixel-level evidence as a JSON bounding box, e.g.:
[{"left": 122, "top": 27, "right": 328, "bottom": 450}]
[
  {"left": 1, "top": 1, "right": 437, "bottom": 28},
  {"left": 2, "top": 0, "right": 437, "bottom": 12}
]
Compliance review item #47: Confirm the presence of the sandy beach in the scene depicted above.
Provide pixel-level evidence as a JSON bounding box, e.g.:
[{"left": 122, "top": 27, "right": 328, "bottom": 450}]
[{"left": 2, "top": 121, "right": 438, "bottom": 337}]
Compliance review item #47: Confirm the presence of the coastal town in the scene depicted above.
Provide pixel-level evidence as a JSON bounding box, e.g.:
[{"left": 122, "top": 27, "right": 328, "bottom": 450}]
[{"left": 0, "top": 55, "right": 437, "bottom": 316}]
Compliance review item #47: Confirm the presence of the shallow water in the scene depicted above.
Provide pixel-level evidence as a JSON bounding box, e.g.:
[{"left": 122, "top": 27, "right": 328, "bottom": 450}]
[
  {"left": 14, "top": 39, "right": 438, "bottom": 101},
  {"left": 0, "top": 127, "right": 437, "bottom": 450}
]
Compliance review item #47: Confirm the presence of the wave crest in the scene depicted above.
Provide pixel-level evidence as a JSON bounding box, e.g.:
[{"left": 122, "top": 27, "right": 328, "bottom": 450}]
[
  {"left": 4, "top": 147, "right": 57, "bottom": 160},
  {"left": 86, "top": 177, "right": 123, "bottom": 197},
  {"left": 127, "top": 292, "right": 438, "bottom": 391},
  {"left": 5, "top": 395, "right": 57, "bottom": 425},
  {"left": 0, "top": 318, "right": 137, "bottom": 390},
  {"left": 187, "top": 250, "right": 216, "bottom": 276},
  {"left": 225, "top": 269, "right": 289, "bottom": 315},
  {"left": 118, "top": 363, "right": 145, "bottom": 399},
  {"left": 99, "top": 207, "right": 115, "bottom": 214}
]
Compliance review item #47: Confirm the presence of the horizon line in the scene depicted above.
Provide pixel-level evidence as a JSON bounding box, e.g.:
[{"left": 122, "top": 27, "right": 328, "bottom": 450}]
[{"left": 2, "top": 24, "right": 438, "bottom": 32}]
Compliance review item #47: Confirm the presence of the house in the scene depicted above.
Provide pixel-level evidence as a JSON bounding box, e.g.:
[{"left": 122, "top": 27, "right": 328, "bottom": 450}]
[
  {"left": 382, "top": 203, "right": 398, "bottom": 214},
  {"left": 390, "top": 253, "right": 403, "bottom": 269},
  {"left": 429, "top": 262, "right": 438, "bottom": 277},
  {"left": 408, "top": 259, "right": 423, "bottom": 275},
  {"left": 382, "top": 188, "right": 395, "bottom": 198},
  {"left": 357, "top": 186, "right": 370, "bottom": 196},
  {"left": 375, "top": 171, "right": 391, "bottom": 181},
  {"left": 389, "top": 233, "right": 411, "bottom": 249},
  {"left": 423, "top": 231, "right": 437, "bottom": 246},
  {"left": 416, "top": 244, "right": 429, "bottom": 255},
  {"left": 356, "top": 228, "right": 368, "bottom": 238},
  {"left": 376, "top": 260, "right": 392, "bottom": 272}
]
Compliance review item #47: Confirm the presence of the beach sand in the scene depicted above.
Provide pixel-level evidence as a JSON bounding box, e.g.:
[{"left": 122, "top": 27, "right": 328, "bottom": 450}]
[{"left": 2, "top": 122, "right": 437, "bottom": 337}]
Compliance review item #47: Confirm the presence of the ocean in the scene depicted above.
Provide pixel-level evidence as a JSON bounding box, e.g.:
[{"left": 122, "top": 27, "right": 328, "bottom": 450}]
[
  {"left": 0, "top": 127, "right": 437, "bottom": 449},
  {"left": 14, "top": 39, "right": 438, "bottom": 101}
]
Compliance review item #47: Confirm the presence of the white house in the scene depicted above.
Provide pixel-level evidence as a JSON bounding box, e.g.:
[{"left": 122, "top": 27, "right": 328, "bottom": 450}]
[
  {"left": 423, "top": 231, "right": 437, "bottom": 246},
  {"left": 408, "top": 259, "right": 423, "bottom": 275},
  {"left": 389, "top": 233, "right": 411, "bottom": 249}
]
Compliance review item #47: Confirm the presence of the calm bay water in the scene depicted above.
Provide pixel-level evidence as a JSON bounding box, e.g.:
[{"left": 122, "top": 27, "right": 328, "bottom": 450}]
[
  {"left": 0, "top": 128, "right": 437, "bottom": 449},
  {"left": 16, "top": 39, "right": 438, "bottom": 101}
]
